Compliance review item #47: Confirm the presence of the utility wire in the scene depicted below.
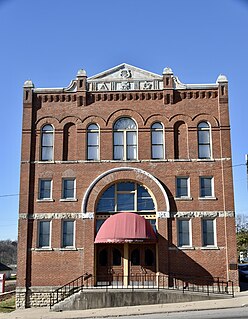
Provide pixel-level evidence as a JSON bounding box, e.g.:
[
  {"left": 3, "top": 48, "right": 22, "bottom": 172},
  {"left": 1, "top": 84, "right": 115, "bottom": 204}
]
[{"left": 0, "top": 162, "right": 246, "bottom": 200}]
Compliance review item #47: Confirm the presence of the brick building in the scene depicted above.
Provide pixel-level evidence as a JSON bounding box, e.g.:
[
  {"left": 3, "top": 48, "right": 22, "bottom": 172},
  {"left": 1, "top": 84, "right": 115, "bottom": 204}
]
[{"left": 17, "top": 63, "right": 238, "bottom": 307}]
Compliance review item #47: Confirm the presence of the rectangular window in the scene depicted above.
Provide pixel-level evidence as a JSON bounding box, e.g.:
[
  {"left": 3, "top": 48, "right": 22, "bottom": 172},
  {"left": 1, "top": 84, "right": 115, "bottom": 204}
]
[
  {"left": 38, "top": 220, "right": 51, "bottom": 248},
  {"left": 126, "top": 131, "right": 137, "bottom": 160},
  {"left": 62, "top": 220, "right": 74, "bottom": 247},
  {"left": 87, "top": 131, "right": 99, "bottom": 160},
  {"left": 114, "top": 132, "right": 124, "bottom": 160},
  {"left": 38, "top": 179, "right": 52, "bottom": 200},
  {"left": 200, "top": 177, "right": 213, "bottom": 197},
  {"left": 176, "top": 177, "right": 189, "bottom": 198},
  {"left": 62, "top": 178, "right": 75, "bottom": 199},
  {"left": 202, "top": 219, "right": 215, "bottom": 246},
  {"left": 178, "top": 219, "right": 191, "bottom": 247}
]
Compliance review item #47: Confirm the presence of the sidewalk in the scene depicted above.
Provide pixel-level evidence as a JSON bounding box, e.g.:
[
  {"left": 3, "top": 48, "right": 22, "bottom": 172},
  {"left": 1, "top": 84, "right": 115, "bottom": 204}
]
[{"left": 1, "top": 291, "right": 248, "bottom": 319}]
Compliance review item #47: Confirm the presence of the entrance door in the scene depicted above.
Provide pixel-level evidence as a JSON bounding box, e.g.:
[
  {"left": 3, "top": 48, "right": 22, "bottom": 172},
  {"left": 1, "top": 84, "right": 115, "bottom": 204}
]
[
  {"left": 96, "top": 244, "right": 124, "bottom": 285},
  {"left": 129, "top": 244, "right": 156, "bottom": 286}
]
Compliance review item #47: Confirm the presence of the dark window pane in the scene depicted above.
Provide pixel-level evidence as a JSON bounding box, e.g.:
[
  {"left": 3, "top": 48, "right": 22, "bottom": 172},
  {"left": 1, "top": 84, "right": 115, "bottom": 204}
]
[
  {"left": 176, "top": 178, "right": 188, "bottom": 197},
  {"left": 112, "top": 248, "right": 121, "bottom": 266},
  {"left": 39, "top": 180, "right": 51, "bottom": 199},
  {"left": 145, "top": 249, "right": 154, "bottom": 266},
  {"left": 137, "top": 185, "right": 155, "bottom": 211},
  {"left": 117, "top": 193, "right": 134, "bottom": 211},
  {"left": 63, "top": 221, "right": 74, "bottom": 247},
  {"left": 63, "top": 179, "right": 75, "bottom": 198},
  {"left": 178, "top": 220, "right": 190, "bottom": 246},
  {"left": 117, "top": 182, "right": 135, "bottom": 191},
  {"left": 39, "top": 221, "right": 50, "bottom": 247},
  {"left": 200, "top": 178, "right": 212, "bottom": 197},
  {"left": 131, "top": 249, "right": 140, "bottom": 265},
  {"left": 96, "top": 219, "right": 105, "bottom": 233},
  {"left": 203, "top": 219, "right": 215, "bottom": 246},
  {"left": 99, "top": 249, "right": 108, "bottom": 266}
]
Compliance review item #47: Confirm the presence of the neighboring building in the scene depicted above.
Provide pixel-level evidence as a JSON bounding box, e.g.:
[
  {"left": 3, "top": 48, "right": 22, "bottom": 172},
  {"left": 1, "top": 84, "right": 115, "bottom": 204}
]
[
  {"left": 0, "top": 262, "right": 12, "bottom": 280},
  {"left": 17, "top": 63, "right": 238, "bottom": 308}
]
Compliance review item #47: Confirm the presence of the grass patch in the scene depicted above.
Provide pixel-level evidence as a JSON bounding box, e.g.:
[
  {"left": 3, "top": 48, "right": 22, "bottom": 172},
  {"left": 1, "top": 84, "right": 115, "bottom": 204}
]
[{"left": 0, "top": 296, "right": 15, "bottom": 313}]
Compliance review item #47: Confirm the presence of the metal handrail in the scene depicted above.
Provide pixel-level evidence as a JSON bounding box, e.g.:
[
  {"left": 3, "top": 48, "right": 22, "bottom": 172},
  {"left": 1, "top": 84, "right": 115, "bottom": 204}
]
[{"left": 49, "top": 273, "right": 234, "bottom": 309}]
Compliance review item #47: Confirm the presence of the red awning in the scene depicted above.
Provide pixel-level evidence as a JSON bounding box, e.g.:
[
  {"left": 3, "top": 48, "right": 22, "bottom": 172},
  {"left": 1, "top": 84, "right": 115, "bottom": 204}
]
[{"left": 94, "top": 212, "right": 157, "bottom": 243}]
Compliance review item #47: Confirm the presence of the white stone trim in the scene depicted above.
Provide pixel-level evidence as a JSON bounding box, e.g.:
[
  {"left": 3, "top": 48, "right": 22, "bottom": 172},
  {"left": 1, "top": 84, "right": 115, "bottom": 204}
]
[
  {"left": 81, "top": 167, "right": 170, "bottom": 217},
  {"left": 157, "top": 211, "right": 170, "bottom": 218},
  {"left": 171, "top": 211, "right": 235, "bottom": 218}
]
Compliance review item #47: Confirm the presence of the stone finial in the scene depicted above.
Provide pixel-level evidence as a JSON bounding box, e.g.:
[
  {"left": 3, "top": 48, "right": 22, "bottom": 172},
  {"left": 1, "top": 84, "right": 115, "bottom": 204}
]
[
  {"left": 216, "top": 74, "right": 228, "bottom": 83},
  {"left": 23, "top": 80, "right": 34, "bottom": 88},
  {"left": 77, "top": 69, "right": 87, "bottom": 77},
  {"left": 163, "top": 67, "right": 173, "bottom": 75}
]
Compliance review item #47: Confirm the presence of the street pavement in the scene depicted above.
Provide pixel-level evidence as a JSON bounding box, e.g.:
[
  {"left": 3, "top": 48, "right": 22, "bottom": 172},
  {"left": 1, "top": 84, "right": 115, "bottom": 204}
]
[{"left": 0, "top": 290, "right": 248, "bottom": 319}]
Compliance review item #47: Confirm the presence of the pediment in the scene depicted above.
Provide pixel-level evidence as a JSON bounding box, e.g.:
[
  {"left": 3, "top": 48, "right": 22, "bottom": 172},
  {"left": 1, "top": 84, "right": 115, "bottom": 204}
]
[{"left": 88, "top": 63, "right": 163, "bottom": 91}]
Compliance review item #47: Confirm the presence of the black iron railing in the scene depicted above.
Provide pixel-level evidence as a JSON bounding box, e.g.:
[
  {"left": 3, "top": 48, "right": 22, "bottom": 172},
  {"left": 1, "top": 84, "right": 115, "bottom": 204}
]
[{"left": 50, "top": 273, "right": 234, "bottom": 308}]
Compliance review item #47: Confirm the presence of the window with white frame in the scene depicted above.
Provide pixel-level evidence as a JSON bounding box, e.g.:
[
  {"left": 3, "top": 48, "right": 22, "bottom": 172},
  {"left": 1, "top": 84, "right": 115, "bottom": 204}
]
[
  {"left": 151, "top": 122, "right": 164, "bottom": 159},
  {"left": 200, "top": 177, "right": 213, "bottom": 198},
  {"left": 178, "top": 219, "right": 191, "bottom": 247},
  {"left": 113, "top": 118, "right": 137, "bottom": 160},
  {"left": 38, "top": 220, "right": 51, "bottom": 248},
  {"left": 197, "top": 122, "right": 211, "bottom": 159},
  {"left": 62, "top": 178, "right": 75, "bottom": 199},
  {"left": 176, "top": 177, "right": 189, "bottom": 198},
  {"left": 87, "top": 123, "right": 99, "bottom": 160},
  {"left": 62, "top": 220, "right": 74, "bottom": 247},
  {"left": 41, "top": 124, "right": 54, "bottom": 161},
  {"left": 38, "top": 179, "right": 52, "bottom": 200},
  {"left": 202, "top": 219, "right": 215, "bottom": 246}
]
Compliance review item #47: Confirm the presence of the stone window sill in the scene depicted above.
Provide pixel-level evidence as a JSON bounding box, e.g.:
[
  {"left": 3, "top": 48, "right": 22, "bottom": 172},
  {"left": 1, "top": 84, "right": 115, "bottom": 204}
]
[
  {"left": 60, "top": 198, "right": 78, "bottom": 202},
  {"left": 201, "top": 246, "right": 219, "bottom": 250},
  {"left": 36, "top": 199, "right": 54, "bottom": 202},
  {"left": 175, "top": 197, "right": 193, "bottom": 201},
  {"left": 198, "top": 197, "right": 217, "bottom": 201}
]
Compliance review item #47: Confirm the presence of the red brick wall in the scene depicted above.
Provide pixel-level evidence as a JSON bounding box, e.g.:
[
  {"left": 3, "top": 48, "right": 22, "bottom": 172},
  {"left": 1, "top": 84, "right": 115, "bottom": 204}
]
[{"left": 17, "top": 73, "right": 238, "bottom": 291}]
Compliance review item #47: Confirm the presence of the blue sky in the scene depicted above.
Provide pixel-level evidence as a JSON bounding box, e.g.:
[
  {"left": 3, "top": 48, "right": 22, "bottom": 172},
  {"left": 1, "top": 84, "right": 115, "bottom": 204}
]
[{"left": 0, "top": 0, "right": 248, "bottom": 240}]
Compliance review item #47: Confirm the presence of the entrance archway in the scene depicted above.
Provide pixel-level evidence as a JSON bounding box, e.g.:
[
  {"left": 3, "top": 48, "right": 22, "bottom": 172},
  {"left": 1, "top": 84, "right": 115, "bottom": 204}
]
[{"left": 95, "top": 212, "right": 157, "bottom": 285}]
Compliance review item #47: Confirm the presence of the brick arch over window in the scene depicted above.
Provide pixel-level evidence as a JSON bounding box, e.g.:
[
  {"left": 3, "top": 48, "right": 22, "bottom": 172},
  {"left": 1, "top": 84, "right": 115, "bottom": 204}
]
[
  {"left": 81, "top": 167, "right": 170, "bottom": 218},
  {"left": 106, "top": 109, "right": 145, "bottom": 128}
]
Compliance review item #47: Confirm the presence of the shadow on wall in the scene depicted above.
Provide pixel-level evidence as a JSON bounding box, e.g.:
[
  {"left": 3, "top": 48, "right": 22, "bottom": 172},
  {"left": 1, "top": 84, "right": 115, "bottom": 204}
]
[{"left": 157, "top": 180, "right": 214, "bottom": 285}]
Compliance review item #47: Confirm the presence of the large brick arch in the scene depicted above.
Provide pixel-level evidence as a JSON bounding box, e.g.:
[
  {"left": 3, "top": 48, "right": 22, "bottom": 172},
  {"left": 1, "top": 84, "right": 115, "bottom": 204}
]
[{"left": 81, "top": 167, "right": 170, "bottom": 218}]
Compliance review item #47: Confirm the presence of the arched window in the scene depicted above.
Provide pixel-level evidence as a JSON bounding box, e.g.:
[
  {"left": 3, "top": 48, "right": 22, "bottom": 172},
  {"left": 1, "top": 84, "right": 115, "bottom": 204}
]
[
  {"left": 113, "top": 118, "right": 137, "bottom": 160},
  {"left": 151, "top": 122, "right": 164, "bottom": 159},
  {"left": 87, "top": 124, "right": 99, "bottom": 160},
  {"left": 41, "top": 124, "right": 54, "bottom": 161},
  {"left": 63, "top": 123, "right": 76, "bottom": 161},
  {"left": 198, "top": 122, "right": 211, "bottom": 159},
  {"left": 96, "top": 182, "right": 155, "bottom": 213}
]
